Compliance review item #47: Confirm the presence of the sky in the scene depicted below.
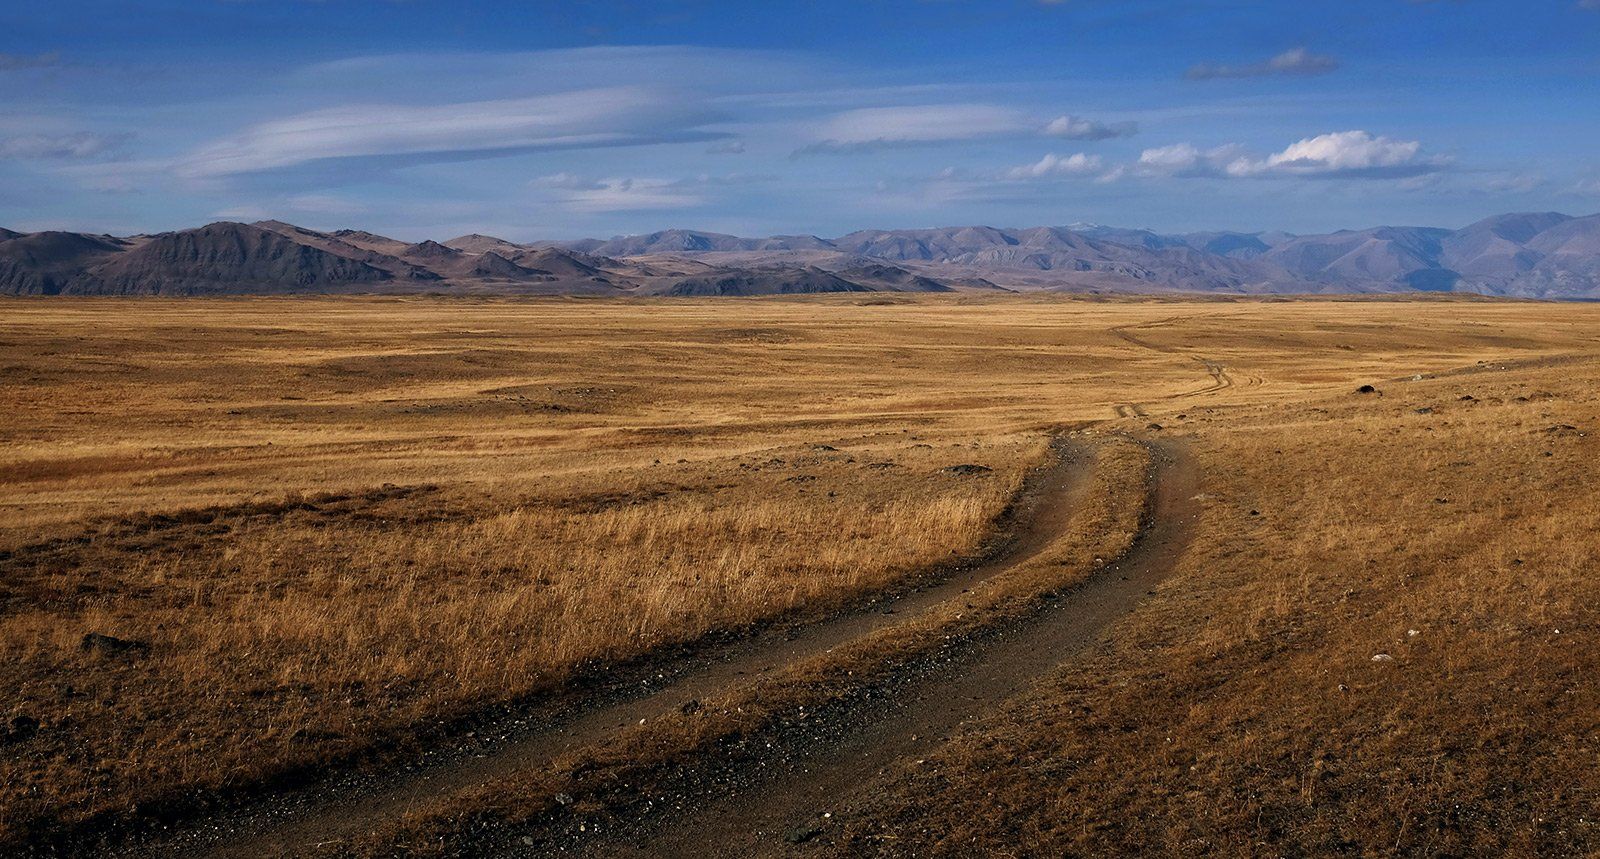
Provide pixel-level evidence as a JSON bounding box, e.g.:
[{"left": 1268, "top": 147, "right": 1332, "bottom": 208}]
[{"left": 1, "top": 0, "right": 1598, "bottom": 241}]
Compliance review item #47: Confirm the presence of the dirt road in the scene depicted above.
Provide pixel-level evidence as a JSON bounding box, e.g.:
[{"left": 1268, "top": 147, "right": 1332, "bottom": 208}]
[
  {"left": 528, "top": 441, "right": 1195, "bottom": 857},
  {"left": 114, "top": 435, "right": 1096, "bottom": 859}
]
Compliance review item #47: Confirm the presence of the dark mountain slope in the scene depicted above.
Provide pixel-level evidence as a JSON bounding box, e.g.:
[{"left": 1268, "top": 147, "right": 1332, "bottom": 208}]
[
  {"left": 0, "top": 231, "right": 129, "bottom": 295},
  {"left": 65, "top": 222, "right": 393, "bottom": 295},
  {"left": 645, "top": 266, "right": 870, "bottom": 296}
]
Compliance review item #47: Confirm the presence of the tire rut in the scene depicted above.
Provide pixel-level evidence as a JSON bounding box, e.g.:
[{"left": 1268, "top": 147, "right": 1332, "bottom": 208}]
[
  {"left": 106, "top": 435, "right": 1097, "bottom": 859},
  {"left": 534, "top": 439, "right": 1196, "bottom": 859}
]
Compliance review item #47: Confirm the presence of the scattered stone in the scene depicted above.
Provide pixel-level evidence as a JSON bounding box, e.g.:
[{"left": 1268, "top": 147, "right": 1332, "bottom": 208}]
[
  {"left": 554, "top": 792, "right": 575, "bottom": 806},
  {"left": 942, "top": 464, "right": 992, "bottom": 476},
  {"left": 1371, "top": 653, "right": 1394, "bottom": 662},
  {"left": 2, "top": 715, "right": 38, "bottom": 745},
  {"left": 784, "top": 825, "right": 823, "bottom": 845},
  {"left": 811, "top": 444, "right": 838, "bottom": 452},
  {"left": 80, "top": 632, "right": 149, "bottom": 657},
  {"left": 1147, "top": 423, "right": 1163, "bottom": 431},
  {"left": 865, "top": 461, "right": 900, "bottom": 469},
  {"left": 1413, "top": 407, "right": 1433, "bottom": 415},
  {"left": 1459, "top": 394, "right": 1476, "bottom": 401}
]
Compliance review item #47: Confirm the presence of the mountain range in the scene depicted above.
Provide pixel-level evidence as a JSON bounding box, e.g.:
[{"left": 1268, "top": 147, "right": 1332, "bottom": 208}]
[{"left": 3, "top": 211, "right": 1599, "bottom": 298}]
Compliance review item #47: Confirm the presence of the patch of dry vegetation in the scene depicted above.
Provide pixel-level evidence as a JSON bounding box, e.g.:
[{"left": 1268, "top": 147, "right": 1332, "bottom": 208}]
[{"left": 1, "top": 295, "right": 1596, "bottom": 851}]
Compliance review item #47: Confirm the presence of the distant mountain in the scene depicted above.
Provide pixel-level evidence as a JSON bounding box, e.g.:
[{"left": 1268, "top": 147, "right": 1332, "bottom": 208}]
[
  {"left": 255, "top": 221, "right": 441, "bottom": 281},
  {"left": 509, "top": 247, "right": 611, "bottom": 279},
  {"left": 643, "top": 266, "right": 870, "bottom": 296},
  {"left": 0, "top": 231, "right": 129, "bottom": 294},
  {"left": 569, "top": 230, "right": 834, "bottom": 256},
  {"left": 445, "top": 233, "right": 526, "bottom": 255},
  {"left": 832, "top": 262, "right": 955, "bottom": 293},
  {"left": 329, "top": 228, "right": 412, "bottom": 257},
  {"left": 65, "top": 222, "right": 393, "bottom": 295},
  {"left": 7, "top": 212, "right": 1600, "bottom": 298}
]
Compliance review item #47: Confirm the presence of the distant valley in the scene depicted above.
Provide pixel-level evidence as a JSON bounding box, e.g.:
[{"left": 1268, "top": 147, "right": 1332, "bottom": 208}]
[{"left": 4, "top": 211, "right": 1599, "bottom": 298}]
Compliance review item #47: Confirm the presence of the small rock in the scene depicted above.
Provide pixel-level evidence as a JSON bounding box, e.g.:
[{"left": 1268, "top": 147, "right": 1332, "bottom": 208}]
[
  {"left": 1355, "top": 384, "right": 1378, "bottom": 394},
  {"left": 2, "top": 715, "right": 39, "bottom": 745},
  {"left": 678, "top": 699, "right": 702, "bottom": 715},
  {"left": 1371, "top": 653, "right": 1394, "bottom": 662},
  {"left": 80, "top": 632, "right": 150, "bottom": 657},
  {"left": 1459, "top": 394, "right": 1476, "bottom": 401},
  {"left": 811, "top": 444, "right": 838, "bottom": 452},
  {"left": 554, "top": 792, "right": 575, "bottom": 806},
  {"left": 784, "top": 825, "right": 823, "bottom": 845},
  {"left": 1413, "top": 407, "right": 1433, "bottom": 415},
  {"left": 1146, "top": 423, "right": 1163, "bottom": 431},
  {"left": 942, "top": 464, "right": 992, "bottom": 476}
]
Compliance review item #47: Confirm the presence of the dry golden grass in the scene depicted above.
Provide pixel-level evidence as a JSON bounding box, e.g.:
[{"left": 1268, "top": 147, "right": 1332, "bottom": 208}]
[
  {"left": 2, "top": 294, "right": 1597, "bottom": 850},
  {"left": 839, "top": 319, "right": 1600, "bottom": 856},
  {"left": 356, "top": 434, "right": 1153, "bottom": 857}
]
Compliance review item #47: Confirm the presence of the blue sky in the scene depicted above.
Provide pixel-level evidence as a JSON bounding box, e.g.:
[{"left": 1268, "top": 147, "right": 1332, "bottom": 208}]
[{"left": 2, "top": 0, "right": 1597, "bottom": 240}]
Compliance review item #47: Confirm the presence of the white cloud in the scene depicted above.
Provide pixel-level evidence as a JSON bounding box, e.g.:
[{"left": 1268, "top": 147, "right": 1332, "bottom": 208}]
[
  {"left": 1044, "top": 114, "right": 1138, "bottom": 140},
  {"left": 706, "top": 140, "right": 746, "bottom": 154},
  {"left": 175, "top": 87, "right": 724, "bottom": 178},
  {"left": 1186, "top": 47, "right": 1340, "bottom": 81},
  {"left": 1138, "top": 143, "right": 1204, "bottom": 172},
  {"left": 1113, "top": 131, "right": 1445, "bottom": 181},
  {"left": 1004, "top": 152, "right": 1104, "bottom": 180},
  {"left": 560, "top": 177, "right": 705, "bottom": 213},
  {"left": 1228, "top": 131, "right": 1439, "bottom": 178},
  {"left": 1572, "top": 178, "right": 1600, "bottom": 196},
  {"left": 531, "top": 171, "right": 593, "bottom": 190},
  {"left": 0, "top": 131, "right": 131, "bottom": 160}
]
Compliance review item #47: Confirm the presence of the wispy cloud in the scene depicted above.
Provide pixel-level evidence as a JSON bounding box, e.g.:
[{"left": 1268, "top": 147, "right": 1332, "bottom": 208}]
[
  {"left": 1044, "top": 114, "right": 1138, "bottom": 140},
  {"left": 1185, "top": 47, "right": 1340, "bottom": 81},
  {"left": 533, "top": 172, "right": 767, "bottom": 213},
  {"left": 0, "top": 131, "right": 132, "bottom": 160},
  {"left": 796, "top": 104, "right": 1132, "bottom": 154},
  {"left": 1572, "top": 178, "right": 1600, "bottom": 196},
  {"left": 796, "top": 104, "right": 1033, "bottom": 154},
  {"left": 175, "top": 87, "right": 727, "bottom": 178}
]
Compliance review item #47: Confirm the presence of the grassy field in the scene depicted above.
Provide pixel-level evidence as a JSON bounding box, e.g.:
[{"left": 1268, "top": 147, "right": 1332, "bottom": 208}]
[{"left": 2, "top": 295, "right": 1597, "bottom": 851}]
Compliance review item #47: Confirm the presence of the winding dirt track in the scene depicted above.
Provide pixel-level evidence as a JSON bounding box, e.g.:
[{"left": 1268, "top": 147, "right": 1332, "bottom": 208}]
[
  {"left": 541, "top": 440, "right": 1196, "bottom": 858},
  {"left": 116, "top": 436, "right": 1096, "bottom": 859}
]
